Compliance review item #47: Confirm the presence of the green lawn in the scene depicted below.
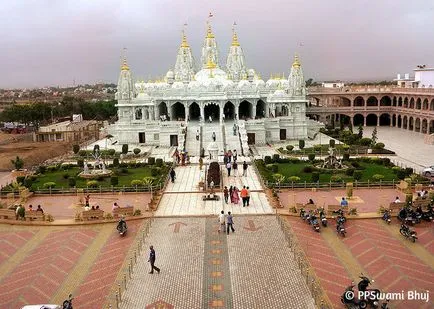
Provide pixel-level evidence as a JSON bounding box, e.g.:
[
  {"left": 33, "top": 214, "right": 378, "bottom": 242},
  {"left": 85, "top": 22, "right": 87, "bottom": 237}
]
[
  {"left": 258, "top": 161, "right": 401, "bottom": 184},
  {"left": 30, "top": 167, "right": 159, "bottom": 190}
]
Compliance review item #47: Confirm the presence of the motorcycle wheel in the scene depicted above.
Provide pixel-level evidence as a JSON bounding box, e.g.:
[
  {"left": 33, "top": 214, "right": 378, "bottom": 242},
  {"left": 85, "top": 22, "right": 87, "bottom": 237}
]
[
  {"left": 399, "top": 228, "right": 406, "bottom": 236},
  {"left": 359, "top": 300, "right": 367, "bottom": 308},
  {"left": 411, "top": 236, "right": 416, "bottom": 243}
]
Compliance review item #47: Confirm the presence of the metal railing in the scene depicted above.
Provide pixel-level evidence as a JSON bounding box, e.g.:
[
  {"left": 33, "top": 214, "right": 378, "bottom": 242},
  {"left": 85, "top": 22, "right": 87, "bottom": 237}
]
[
  {"left": 107, "top": 218, "right": 153, "bottom": 309},
  {"left": 276, "top": 215, "right": 332, "bottom": 309}
]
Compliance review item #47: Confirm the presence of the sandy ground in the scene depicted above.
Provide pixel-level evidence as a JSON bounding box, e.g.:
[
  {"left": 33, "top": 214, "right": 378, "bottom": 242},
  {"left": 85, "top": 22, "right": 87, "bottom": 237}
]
[{"left": 0, "top": 132, "right": 71, "bottom": 171}]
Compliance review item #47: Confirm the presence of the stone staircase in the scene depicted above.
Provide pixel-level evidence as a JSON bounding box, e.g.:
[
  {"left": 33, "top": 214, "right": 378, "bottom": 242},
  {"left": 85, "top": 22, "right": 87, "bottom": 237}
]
[
  {"left": 185, "top": 122, "right": 201, "bottom": 156},
  {"left": 202, "top": 122, "right": 224, "bottom": 156},
  {"left": 223, "top": 120, "right": 242, "bottom": 154}
]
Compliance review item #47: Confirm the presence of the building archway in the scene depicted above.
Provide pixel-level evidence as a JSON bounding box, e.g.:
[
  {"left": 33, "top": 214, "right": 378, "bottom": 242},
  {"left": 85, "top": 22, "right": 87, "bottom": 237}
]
[
  {"left": 239, "top": 100, "right": 253, "bottom": 119},
  {"left": 397, "top": 115, "right": 402, "bottom": 128},
  {"left": 189, "top": 102, "right": 200, "bottom": 121},
  {"left": 135, "top": 108, "right": 142, "bottom": 120},
  {"left": 256, "top": 100, "right": 266, "bottom": 118},
  {"left": 409, "top": 98, "right": 415, "bottom": 109},
  {"left": 353, "top": 96, "right": 364, "bottom": 107},
  {"left": 158, "top": 102, "right": 168, "bottom": 118},
  {"left": 398, "top": 97, "right": 403, "bottom": 107},
  {"left": 224, "top": 101, "right": 235, "bottom": 120},
  {"left": 392, "top": 97, "right": 397, "bottom": 106},
  {"left": 409, "top": 117, "right": 414, "bottom": 130},
  {"left": 281, "top": 105, "right": 290, "bottom": 116},
  {"left": 380, "top": 96, "right": 391, "bottom": 106},
  {"left": 353, "top": 114, "right": 364, "bottom": 126},
  {"left": 204, "top": 103, "right": 220, "bottom": 121},
  {"left": 430, "top": 99, "right": 434, "bottom": 111},
  {"left": 379, "top": 113, "right": 391, "bottom": 126},
  {"left": 421, "top": 119, "right": 428, "bottom": 134},
  {"left": 172, "top": 102, "right": 185, "bottom": 121},
  {"left": 367, "top": 96, "right": 378, "bottom": 106},
  {"left": 415, "top": 118, "right": 421, "bottom": 132},
  {"left": 429, "top": 120, "right": 434, "bottom": 134},
  {"left": 366, "top": 114, "right": 378, "bottom": 126},
  {"left": 403, "top": 116, "right": 408, "bottom": 129},
  {"left": 423, "top": 99, "right": 429, "bottom": 110},
  {"left": 416, "top": 98, "right": 422, "bottom": 109},
  {"left": 404, "top": 97, "right": 409, "bottom": 108},
  {"left": 392, "top": 114, "right": 397, "bottom": 127},
  {"left": 338, "top": 97, "right": 351, "bottom": 107}
]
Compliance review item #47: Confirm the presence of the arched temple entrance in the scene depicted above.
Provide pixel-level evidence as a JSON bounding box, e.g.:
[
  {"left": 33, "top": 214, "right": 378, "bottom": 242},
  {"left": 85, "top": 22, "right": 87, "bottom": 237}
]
[
  {"left": 353, "top": 114, "right": 364, "bottom": 126},
  {"left": 204, "top": 103, "right": 220, "bottom": 121},
  {"left": 366, "top": 114, "right": 378, "bottom": 126},
  {"left": 256, "top": 100, "right": 266, "bottom": 118},
  {"left": 158, "top": 102, "right": 168, "bottom": 119},
  {"left": 224, "top": 102, "right": 235, "bottom": 120},
  {"left": 189, "top": 102, "right": 200, "bottom": 121},
  {"left": 171, "top": 102, "right": 185, "bottom": 121},
  {"left": 239, "top": 100, "right": 253, "bottom": 119},
  {"left": 379, "top": 113, "right": 391, "bottom": 126},
  {"left": 354, "top": 96, "right": 364, "bottom": 107}
]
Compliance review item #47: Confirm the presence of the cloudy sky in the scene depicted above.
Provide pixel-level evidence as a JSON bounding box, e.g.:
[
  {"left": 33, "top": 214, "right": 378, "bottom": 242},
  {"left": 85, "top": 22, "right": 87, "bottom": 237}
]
[{"left": 1, "top": 0, "right": 433, "bottom": 88}]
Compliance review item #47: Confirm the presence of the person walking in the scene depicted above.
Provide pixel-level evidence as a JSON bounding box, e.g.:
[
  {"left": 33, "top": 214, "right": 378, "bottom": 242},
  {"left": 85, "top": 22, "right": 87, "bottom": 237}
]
[
  {"left": 85, "top": 194, "right": 90, "bottom": 207},
  {"left": 226, "top": 161, "right": 232, "bottom": 177},
  {"left": 233, "top": 149, "right": 237, "bottom": 162},
  {"left": 212, "top": 132, "right": 216, "bottom": 141},
  {"left": 196, "top": 129, "right": 200, "bottom": 141},
  {"left": 240, "top": 186, "right": 248, "bottom": 207},
  {"left": 242, "top": 161, "right": 248, "bottom": 176},
  {"left": 227, "top": 212, "right": 235, "bottom": 234},
  {"left": 218, "top": 210, "right": 226, "bottom": 233},
  {"left": 223, "top": 186, "right": 229, "bottom": 204},
  {"left": 232, "top": 161, "right": 238, "bottom": 177},
  {"left": 231, "top": 187, "right": 240, "bottom": 204},
  {"left": 246, "top": 186, "right": 251, "bottom": 206},
  {"left": 170, "top": 168, "right": 176, "bottom": 183},
  {"left": 148, "top": 245, "right": 160, "bottom": 274}
]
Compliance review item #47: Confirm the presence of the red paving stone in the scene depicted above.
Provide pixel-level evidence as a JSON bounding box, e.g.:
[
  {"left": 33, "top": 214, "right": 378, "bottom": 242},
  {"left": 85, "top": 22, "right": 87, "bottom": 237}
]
[
  {"left": 286, "top": 217, "right": 353, "bottom": 307},
  {"left": 0, "top": 228, "right": 96, "bottom": 308},
  {"left": 412, "top": 221, "right": 434, "bottom": 255},
  {"left": 73, "top": 220, "right": 142, "bottom": 309},
  {"left": 0, "top": 231, "right": 35, "bottom": 265},
  {"left": 279, "top": 188, "right": 406, "bottom": 213},
  {"left": 342, "top": 220, "right": 434, "bottom": 309}
]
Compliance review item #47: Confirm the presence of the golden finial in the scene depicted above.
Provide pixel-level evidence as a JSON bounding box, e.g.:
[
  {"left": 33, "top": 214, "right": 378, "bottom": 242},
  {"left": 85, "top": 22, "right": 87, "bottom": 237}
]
[
  {"left": 231, "top": 22, "right": 240, "bottom": 46},
  {"left": 121, "top": 58, "right": 129, "bottom": 71},
  {"left": 292, "top": 54, "right": 301, "bottom": 68},
  {"left": 206, "top": 54, "right": 216, "bottom": 69},
  {"left": 206, "top": 21, "right": 215, "bottom": 39}
]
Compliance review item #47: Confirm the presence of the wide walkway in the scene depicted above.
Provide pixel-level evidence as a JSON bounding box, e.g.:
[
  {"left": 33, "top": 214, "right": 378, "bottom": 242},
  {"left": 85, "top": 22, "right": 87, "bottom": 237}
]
[
  {"left": 364, "top": 126, "right": 434, "bottom": 173},
  {"left": 119, "top": 216, "right": 315, "bottom": 309}
]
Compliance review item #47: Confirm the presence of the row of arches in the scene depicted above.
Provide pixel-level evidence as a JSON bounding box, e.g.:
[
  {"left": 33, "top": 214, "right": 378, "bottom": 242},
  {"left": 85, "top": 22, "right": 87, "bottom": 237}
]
[
  {"left": 311, "top": 95, "right": 434, "bottom": 110},
  {"left": 310, "top": 113, "right": 434, "bottom": 134},
  {"left": 157, "top": 100, "right": 267, "bottom": 121}
]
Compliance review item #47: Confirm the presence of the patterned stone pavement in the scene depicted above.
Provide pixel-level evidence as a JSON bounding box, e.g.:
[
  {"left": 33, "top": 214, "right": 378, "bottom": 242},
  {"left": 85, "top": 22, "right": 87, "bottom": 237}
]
[
  {"left": 288, "top": 216, "right": 434, "bottom": 309},
  {"left": 120, "top": 216, "right": 315, "bottom": 309}
]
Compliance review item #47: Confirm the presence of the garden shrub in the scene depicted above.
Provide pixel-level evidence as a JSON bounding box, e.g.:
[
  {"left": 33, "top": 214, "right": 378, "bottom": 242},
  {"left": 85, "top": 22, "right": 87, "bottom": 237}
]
[
  {"left": 77, "top": 159, "right": 84, "bottom": 168},
  {"left": 272, "top": 154, "right": 280, "bottom": 163},
  {"left": 308, "top": 153, "right": 315, "bottom": 161},
  {"left": 43, "top": 182, "right": 56, "bottom": 189},
  {"left": 47, "top": 165, "right": 58, "bottom": 172},
  {"left": 374, "top": 142, "right": 385, "bottom": 149},
  {"left": 108, "top": 149, "right": 116, "bottom": 156},
  {"left": 360, "top": 138, "right": 372, "bottom": 146},
  {"left": 133, "top": 148, "right": 141, "bottom": 155},
  {"left": 207, "top": 161, "right": 221, "bottom": 186},
  {"left": 113, "top": 158, "right": 119, "bottom": 167},
  {"left": 131, "top": 179, "right": 144, "bottom": 187},
  {"left": 392, "top": 166, "right": 401, "bottom": 173},
  {"left": 150, "top": 167, "right": 161, "bottom": 177},
  {"left": 37, "top": 165, "right": 47, "bottom": 174},
  {"left": 155, "top": 158, "right": 164, "bottom": 167},
  {"left": 278, "top": 147, "right": 284, "bottom": 153},
  {"left": 286, "top": 145, "right": 294, "bottom": 151},
  {"left": 148, "top": 157, "right": 156, "bottom": 165},
  {"left": 372, "top": 174, "right": 384, "bottom": 181},
  {"left": 79, "top": 150, "right": 87, "bottom": 157},
  {"left": 133, "top": 209, "right": 142, "bottom": 216},
  {"left": 342, "top": 144, "right": 350, "bottom": 151},
  {"left": 72, "top": 144, "right": 80, "bottom": 154},
  {"left": 110, "top": 176, "right": 119, "bottom": 186},
  {"left": 277, "top": 158, "right": 290, "bottom": 163},
  {"left": 68, "top": 177, "right": 76, "bottom": 187},
  {"left": 127, "top": 161, "right": 137, "bottom": 168},
  {"left": 16, "top": 176, "right": 25, "bottom": 184},
  {"left": 255, "top": 159, "right": 265, "bottom": 166},
  {"left": 266, "top": 164, "right": 278, "bottom": 173},
  {"left": 143, "top": 177, "right": 156, "bottom": 186},
  {"left": 353, "top": 170, "right": 363, "bottom": 181},
  {"left": 345, "top": 168, "right": 355, "bottom": 176},
  {"left": 303, "top": 165, "right": 315, "bottom": 173},
  {"left": 264, "top": 156, "right": 272, "bottom": 164},
  {"left": 122, "top": 144, "right": 128, "bottom": 154},
  {"left": 288, "top": 176, "right": 301, "bottom": 182},
  {"left": 23, "top": 178, "right": 33, "bottom": 188},
  {"left": 404, "top": 167, "right": 413, "bottom": 177},
  {"left": 329, "top": 139, "right": 335, "bottom": 148},
  {"left": 313, "top": 144, "right": 322, "bottom": 151},
  {"left": 298, "top": 140, "right": 305, "bottom": 150},
  {"left": 351, "top": 161, "right": 360, "bottom": 168},
  {"left": 288, "top": 158, "right": 301, "bottom": 164},
  {"left": 93, "top": 145, "right": 100, "bottom": 153},
  {"left": 62, "top": 173, "right": 70, "bottom": 179},
  {"left": 380, "top": 158, "right": 391, "bottom": 166},
  {"left": 311, "top": 172, "right": 320, "bottom": 183},
  {"left": 330, "top": 175, "right": 343, "bottom": 182},
  {"left": 86, "top": 180, "right": 98, "bottom": 188},
  {"left": 343, "top": 153, "right": 350, "bottom": 161},
  {"left": 396, "top": 169, "right": 406, "bottom": 180},
  {"left": 120, "top": 167, "right": 129, "bottom": 174}
]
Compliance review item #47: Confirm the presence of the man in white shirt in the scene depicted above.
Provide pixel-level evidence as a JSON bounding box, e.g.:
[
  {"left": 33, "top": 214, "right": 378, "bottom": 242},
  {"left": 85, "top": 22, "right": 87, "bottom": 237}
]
[
  {"left": 394, "top": 196, "right": 401, "bottom": 203},
  {"left": 218, "top": 210, "right": 226, "bottom": 233}
]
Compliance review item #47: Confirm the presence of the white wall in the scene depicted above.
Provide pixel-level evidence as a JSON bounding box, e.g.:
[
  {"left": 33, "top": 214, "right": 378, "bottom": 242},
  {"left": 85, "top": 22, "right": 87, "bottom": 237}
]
[{"left": 414, "top": 70, "right": 434, "bottom": 88}]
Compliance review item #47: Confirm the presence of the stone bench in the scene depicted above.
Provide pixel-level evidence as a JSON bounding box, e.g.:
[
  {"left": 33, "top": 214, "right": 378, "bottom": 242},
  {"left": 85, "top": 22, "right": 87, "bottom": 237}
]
[
  {"left": 25, "top": 211, "right": 45, "bottom": 221},
  {"left": 113, "top": 206, "right": 134, "bottom": 218},
  {"left": 412, "top": 199, "right": 431, "bottom": 210},
  {"left": 327, "top": 205, "right": 345, "bottom": 216},
  {"left": 388, "top": 202, "right": 406, "bottom": 213},
  {"left": 82, "top": 209, "right": 104, "bottom": 221},
  {"left": 0, "top": 209, "right": 16, "bottom": 220}
]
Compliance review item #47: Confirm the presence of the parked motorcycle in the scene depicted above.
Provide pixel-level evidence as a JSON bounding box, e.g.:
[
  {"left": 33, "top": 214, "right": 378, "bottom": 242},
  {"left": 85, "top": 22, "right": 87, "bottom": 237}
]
[
  {"left": 309, "top": 214, "right": 320, "bottom": 232},
  {"left": 399, "top": 223, "right": 417, "bottom": 242},
  {"left": 336, "top": 221, "right": 346, "bottom": 237},
  {"left": 398, "top": 208, "right": 417, "bottom": 225},
  {"left": 319, "top": 208, "right": 328, "bottom": 227},
  {"left": 334, "top": 209, "right": 347, "bottom": 224},
  {"left": 299, "top": 208, "right": 306, "bottom": 220},
  {"left": 341, "top": 284, "right": 367, "bottom": 308},
  {"left": 62, "top": 294, "right": 73, "bottom": 309},
  {"left": 382, "top": 209, "right": 391, "bottom": 224},
  {"left": 381, "top": 299, "right": 390, "bottom": 309},
  {"left": 416, "top": 205, "right": 433, "bottom": 222},
  {"left": 358, "top": 275, "right": 381, "bottom": 308},
  {"left": 117, "top": 218, "right": 128, "bottom": 236}
]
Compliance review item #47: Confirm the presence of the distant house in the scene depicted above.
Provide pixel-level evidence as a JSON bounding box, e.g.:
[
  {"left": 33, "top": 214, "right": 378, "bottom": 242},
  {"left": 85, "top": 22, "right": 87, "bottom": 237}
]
[
  {"left": 34, "top": 114, "right": 102, "bottom": 143},
  {"left": 394, "top": 66, "right": 434, "bottom": 88},
  {"left": 321, "top": 81, "right": 345, "bottom": 88}
]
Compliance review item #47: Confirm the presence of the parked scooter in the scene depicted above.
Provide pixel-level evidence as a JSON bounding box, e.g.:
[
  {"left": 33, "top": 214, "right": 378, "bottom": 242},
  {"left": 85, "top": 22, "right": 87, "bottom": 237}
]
[
  {"left": 416, "top": 205, "right": 434, "bottom": 222},
  {"left": 336, "top": 221, "right": 346, "bottom": 237},
  {"left": 399, "top": 223, "right": 417, "bottom": 242},
  {"left": 341, "top": 284, "right": 367, "bottom": 308},
  {"left": 358, "top": 275, "right": 381, "bottom": 308},
  {"left": 335, "top": 209, "right": 347, "bottom": 224},
  {"left": 382, "top": 209, "right": 391, "bottom": 224},
  {"left": 398, "top": 208, "right": 417, "bottom": 225},
  {"left": 117, "top": 217, "right": 128, "bottom": 236},
  {"left": 299, "top": 208, "right": 306, "bottom": 220},
  {"left": 319, "top": 208, "right": 328, "bottom": 227},
  {"left": 62, "top": 294, "right": 73, "bottom": 309},
  {"left": 309, "top": 214, "right": 320, "bottom": 232}
]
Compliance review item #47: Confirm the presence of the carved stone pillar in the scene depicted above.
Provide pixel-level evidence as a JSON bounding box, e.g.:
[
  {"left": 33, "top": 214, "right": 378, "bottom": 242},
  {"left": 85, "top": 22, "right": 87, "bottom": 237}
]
[
  {"left": 200, "top": 104, "right": 205, "bottom": 124},
  {"left": 184, "top": 103, "right": 189, "bottom": 124},
  {"left": 252, "top": 103, "right": 257, "bottom": 119}
]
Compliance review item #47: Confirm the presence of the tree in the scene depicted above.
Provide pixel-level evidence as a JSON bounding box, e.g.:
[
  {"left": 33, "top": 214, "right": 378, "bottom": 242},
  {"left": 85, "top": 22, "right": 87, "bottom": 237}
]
[
  {"left": 122, "top": 144, "right": 128, "bottom": 154},
  {"left": 11, "top": 156, "right": 24, "bottom": 170},
  {"left": 72, "top": 144, "right": 80, "bottom": 154},
  {"left": 298, "top": 140, "right": 305, "bottom": 150},
  {"left": 371, "top": 127, "right": 378, "bottom": 147},
  {"left": 357, "top": 125, "right": 363, "bottom": 139},
  {"left": 305, "top": 78, "right": 314, "bottom": 87}
]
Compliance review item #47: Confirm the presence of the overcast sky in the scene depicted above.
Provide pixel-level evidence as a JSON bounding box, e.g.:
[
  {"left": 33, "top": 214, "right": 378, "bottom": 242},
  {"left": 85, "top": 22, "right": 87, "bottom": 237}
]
[{"left": 1, "top": 0, "right": 433, "bottom": 88}]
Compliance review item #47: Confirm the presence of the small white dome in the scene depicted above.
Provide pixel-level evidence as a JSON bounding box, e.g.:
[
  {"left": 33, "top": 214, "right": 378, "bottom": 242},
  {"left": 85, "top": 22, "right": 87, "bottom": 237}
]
[{"left": 166, "top": 70, "right": 174, "bottom": 79}]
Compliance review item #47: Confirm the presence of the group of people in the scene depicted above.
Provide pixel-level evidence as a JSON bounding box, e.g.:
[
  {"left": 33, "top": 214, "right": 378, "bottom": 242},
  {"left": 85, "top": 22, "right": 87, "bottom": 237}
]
[
  {"left": 223, "top": 185, "right": 251, "bottom": 207},
  {"left": 218, "top": 210, "right": 235, "bottom": 234},
  {"left": 173, "top": 148, "right": 189, "bottom": 166},
  {"left": 15, "top": 204, "right": 44, "bottom": 220},
  {"left": 224, "top": 150, "right": 248, "bottom": 178}
]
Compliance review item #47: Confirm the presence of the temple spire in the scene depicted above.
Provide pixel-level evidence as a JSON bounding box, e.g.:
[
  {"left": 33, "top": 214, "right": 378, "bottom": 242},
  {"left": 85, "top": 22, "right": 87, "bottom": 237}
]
[
  {"left": 174, "top": 24, "right": 195, "bottom": 82},
  {"left": 287, "top": 54, "right": 306, "bottom": 97},
  {"left": 201, "top": 18, "right": 219, "bottom": 69},
  {"left": 117, "top": 49, "right": 134, "bottom": 101},
  {"left": 231, "top": 23, "right": 240, "bottom": 46},
  {"left": 226, "top": 22, "right": 247, "bottom": 82}
]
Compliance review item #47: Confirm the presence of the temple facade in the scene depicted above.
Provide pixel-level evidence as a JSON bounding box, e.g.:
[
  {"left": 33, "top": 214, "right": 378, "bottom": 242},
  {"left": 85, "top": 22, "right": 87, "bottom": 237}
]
[{"left": 108, "top": 23, "right": 317, "bottom": 149}]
